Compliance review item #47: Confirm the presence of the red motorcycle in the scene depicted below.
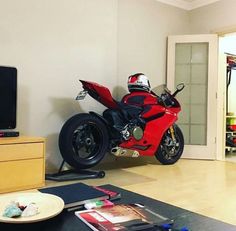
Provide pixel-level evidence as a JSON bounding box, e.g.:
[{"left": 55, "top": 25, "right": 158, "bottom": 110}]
[{"left": 59, "top": 74, "right": 185, "bottom": 169}]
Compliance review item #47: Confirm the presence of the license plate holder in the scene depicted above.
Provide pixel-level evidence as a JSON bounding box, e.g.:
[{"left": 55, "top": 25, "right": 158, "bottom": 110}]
[{"left": 76, "top": 90, "right": 87, "bottom": 100}]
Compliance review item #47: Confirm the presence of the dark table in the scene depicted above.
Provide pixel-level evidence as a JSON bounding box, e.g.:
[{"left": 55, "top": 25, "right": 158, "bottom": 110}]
[{"left": 0, "top": 184, "right": 236, "bottom": 231}]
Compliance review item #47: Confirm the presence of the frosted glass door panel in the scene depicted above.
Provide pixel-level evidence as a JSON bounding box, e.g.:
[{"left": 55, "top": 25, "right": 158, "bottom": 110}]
[
  {"left": 167, "top": 34, "right": 218, "bottom": 160},
  {"left": 175, "top": 43, "right": 208, "bottom": 145}
]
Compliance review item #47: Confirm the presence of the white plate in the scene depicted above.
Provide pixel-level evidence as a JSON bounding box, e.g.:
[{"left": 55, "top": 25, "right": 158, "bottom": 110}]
[{"left": 0, "top": 192, "right": 64, "bottom": 223}]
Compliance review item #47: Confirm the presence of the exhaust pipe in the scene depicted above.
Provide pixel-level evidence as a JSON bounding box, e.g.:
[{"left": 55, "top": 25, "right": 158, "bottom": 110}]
[{"left": 111, "top": 147, "right": 139, "bottom": 157}]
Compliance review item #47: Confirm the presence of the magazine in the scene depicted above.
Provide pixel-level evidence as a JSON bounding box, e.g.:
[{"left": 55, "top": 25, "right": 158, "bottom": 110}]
[
  {"left": 75, "top": 203, "right": 173, "bottom": 231},
  {"left": 39, "top": 183, "right": 109, "bottom": 209}
]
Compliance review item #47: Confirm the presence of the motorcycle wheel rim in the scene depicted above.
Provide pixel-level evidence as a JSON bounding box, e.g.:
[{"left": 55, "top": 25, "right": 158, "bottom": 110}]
[
  {"left": 161, "top": 130, "right": 180, "bottom": 160},
  {"left": 71, "top": 122, "right": 103, "bottom": 160}
]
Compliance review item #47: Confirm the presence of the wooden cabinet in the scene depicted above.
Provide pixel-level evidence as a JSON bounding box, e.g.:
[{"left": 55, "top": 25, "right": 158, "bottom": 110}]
[{"left": 0, "top": 136, "right": 45, "bottom": 193}]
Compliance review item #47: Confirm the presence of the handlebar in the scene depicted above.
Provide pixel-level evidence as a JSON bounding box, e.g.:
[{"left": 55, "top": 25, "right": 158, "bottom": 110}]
[{"left": 160, "top": 83, "right": 185, "bottom": 107}]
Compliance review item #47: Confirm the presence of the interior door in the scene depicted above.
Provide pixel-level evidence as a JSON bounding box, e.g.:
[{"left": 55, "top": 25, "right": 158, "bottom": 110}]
[{"left": 167, "top": 34, "right": 218, "bottom": 159}]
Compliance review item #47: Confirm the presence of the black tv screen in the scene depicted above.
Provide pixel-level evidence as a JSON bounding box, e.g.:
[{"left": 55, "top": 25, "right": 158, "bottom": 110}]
[{"left": 0, "top": 66, "right": 17, "bottom": 129}]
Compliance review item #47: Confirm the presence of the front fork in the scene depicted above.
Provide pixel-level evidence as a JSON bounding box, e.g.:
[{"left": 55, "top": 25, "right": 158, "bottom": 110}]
[{"left": 169, "top": 125, "right": 176, "bottom": 142}]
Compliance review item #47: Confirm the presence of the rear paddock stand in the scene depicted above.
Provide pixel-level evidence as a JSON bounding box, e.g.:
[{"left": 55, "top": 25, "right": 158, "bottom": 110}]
[{"left": 45, "top": 160, "right": 105, "bottom": 182}]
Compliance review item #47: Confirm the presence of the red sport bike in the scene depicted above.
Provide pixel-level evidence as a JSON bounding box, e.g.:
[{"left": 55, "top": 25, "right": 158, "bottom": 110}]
[{"left": 59, "top": 80, "right": 185, "bottom": 169}]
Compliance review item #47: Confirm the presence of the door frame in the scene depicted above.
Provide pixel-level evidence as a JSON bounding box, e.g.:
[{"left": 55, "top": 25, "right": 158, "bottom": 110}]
[
  {"left": 217, "top": 34, "right": 236, "bottom": 161},
  {"left": 213, "top": 29, "right": 236, "bottom": 161},
  {"left": 216, "top": 51, "right": 226, "bottom": 161},
  {"left": 167, "top": 34, "right": 219, "bottom": 160}
]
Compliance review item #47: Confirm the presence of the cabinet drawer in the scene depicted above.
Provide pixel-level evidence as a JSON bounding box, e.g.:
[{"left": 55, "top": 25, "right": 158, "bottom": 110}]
[
  {"left": 0, "top": 158, "right": 45, "bottom": 193},
  {"left": 0, "top": 143, "right": 44, "bottom": 162}
]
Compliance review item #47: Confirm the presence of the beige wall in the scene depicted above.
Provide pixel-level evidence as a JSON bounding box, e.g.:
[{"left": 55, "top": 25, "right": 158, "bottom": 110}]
[
  {"left": 0, "top": 0, "right": 190, "bottom": 171},
  {"left": 117, "top": 0, "right": 190, "bottom": 99},
  {"left": 0, "top": 0, "right": 118, "bottom": 171},
  {"left": 190, "top": 0, "right": 236, "bottom": 34}
]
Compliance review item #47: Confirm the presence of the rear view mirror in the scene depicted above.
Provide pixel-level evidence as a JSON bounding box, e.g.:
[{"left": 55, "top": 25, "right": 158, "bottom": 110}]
[{"left": 176, "top": 83, "right": 185, "bottom": 91}]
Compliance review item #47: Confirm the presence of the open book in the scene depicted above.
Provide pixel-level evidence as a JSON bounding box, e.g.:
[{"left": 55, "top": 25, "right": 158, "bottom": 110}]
[{"left": 75, "top": 203, "right": 173, "bottom": 231}]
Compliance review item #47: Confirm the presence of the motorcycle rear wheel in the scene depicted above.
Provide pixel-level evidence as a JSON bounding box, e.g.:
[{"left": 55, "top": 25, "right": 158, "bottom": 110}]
[
  {"left": 155, "top": 124, "right": 184, "bottom": 165},
  {"left": 59, "top": 113, "right": 109, "bottom": 169}
]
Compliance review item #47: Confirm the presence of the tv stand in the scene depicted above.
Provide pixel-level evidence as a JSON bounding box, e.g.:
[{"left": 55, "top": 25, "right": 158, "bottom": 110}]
[{"left": 0, "top": 136, "right": 45, "bottom": 193}]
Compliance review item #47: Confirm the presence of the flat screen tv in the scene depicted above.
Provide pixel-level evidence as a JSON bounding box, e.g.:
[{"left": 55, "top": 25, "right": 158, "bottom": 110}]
[{"left": 0, "top": 66, "right": 17, "bottom": 130}]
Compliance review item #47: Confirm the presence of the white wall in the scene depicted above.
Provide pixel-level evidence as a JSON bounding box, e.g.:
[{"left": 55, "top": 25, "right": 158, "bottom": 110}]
[{"left": 0, "top": 0, "right": 190, "bottom": 171}]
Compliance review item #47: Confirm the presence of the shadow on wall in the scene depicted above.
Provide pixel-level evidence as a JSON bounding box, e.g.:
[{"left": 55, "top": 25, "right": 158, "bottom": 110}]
[
  {"left": 45, "top": 133, "right": 63, "bottom": 173},
  {"left": 112, "top": 85, "right": 127, "bottom": 101},
  {"left": 17, "top": 85, "right": 30, "bottom": 134},
  {"left": 48, "top": 97, "right": 84, "bottom": 122},
  {"left": 45, "top": 97, "right": 85, "bottom": 172}
]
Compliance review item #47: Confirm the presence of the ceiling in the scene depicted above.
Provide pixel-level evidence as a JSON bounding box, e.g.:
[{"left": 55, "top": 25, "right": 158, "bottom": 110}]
[{"left": 156, "top": 0, "right": 220, "bottom": 10}]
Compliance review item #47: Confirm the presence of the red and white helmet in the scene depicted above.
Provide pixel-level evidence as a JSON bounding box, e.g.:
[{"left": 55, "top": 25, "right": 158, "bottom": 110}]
[{"left": 128, "top": 73, "right": 151, "bottom": 92}]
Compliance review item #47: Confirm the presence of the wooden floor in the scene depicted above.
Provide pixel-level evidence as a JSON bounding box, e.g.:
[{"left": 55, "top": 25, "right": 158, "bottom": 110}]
[{"left": 46, "top": 158, "right": 236, "bottom": 226}]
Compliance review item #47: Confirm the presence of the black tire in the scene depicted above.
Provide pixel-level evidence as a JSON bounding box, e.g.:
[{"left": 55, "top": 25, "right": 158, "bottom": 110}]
[
  {"left": 59, "top": 113, "right": 109, "bottom": 169},
  {"left": 155, "top": 124, "right": 184, "bottom": 165}
]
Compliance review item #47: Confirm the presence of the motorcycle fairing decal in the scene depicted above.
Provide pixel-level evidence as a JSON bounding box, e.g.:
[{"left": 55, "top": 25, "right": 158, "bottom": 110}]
[
  {"left": 143, "top": 112, "right": 165, "bottom": 123},
  {"left": 141, "top": 105, "right": 166, "bottom": 119},
  {"left": 142, "top": 105, "right": 152, "bottom": 114},
  {"left": 131, "top": 145, "right": 151, "bottom": 151},
  {"left": 125, "top": 95, "right": 146, "bottom": 105},
  {"left": 122, "top": 91, "right": 158, "bottom": 106},
  {"left": 119, "top": 104, "right": 143, "bottom": 120}
]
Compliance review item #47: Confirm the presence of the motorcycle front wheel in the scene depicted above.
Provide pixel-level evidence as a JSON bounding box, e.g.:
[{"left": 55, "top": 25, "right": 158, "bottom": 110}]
[
  {"left": 155, "top": 124, "right": 184, "bottom": 165},
  {"left": 59, "top": 113, "right": 109, "bottom": 169}
]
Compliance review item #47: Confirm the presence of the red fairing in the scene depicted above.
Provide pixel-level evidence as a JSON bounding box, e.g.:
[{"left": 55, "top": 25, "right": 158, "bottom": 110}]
[
  {"left": 120, "top": 91, "right": 180, "bottom": 156},
  {"left": 80, "top": 80, "right": 118, "bottom": 109},
  {"left": 119, "top": 109, "right": 177, "bottom": 156}
]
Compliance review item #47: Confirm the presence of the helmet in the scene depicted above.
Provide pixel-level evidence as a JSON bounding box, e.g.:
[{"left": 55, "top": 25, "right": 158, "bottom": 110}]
[{"left": 128, "top": 73, "right": 151, "bottom": 92}]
